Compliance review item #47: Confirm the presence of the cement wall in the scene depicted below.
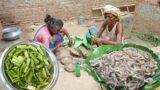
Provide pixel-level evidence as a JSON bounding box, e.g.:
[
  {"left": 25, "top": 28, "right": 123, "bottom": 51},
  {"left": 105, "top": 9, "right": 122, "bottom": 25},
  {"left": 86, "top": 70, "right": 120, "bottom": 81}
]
[{"left": 134, "top": 0, "right": 160, "bottom": 35}]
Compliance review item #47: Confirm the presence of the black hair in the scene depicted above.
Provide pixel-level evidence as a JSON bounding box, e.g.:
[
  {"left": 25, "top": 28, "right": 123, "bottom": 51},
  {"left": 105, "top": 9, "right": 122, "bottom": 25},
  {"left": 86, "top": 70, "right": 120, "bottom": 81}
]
[
  {"left": 44, "top": 14, "right": 63, "bottom": 30},
  {"left": 44, "top": 14, "right": 51, "bottom": 23},
  {"left": 53, "top": 17, "right": 64, "bottom": 29}
]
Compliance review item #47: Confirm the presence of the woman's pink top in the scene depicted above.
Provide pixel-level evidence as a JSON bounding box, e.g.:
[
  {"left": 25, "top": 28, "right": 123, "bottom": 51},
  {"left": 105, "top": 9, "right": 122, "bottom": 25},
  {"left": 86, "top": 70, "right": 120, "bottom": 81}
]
[{"left": 34, "top": 25, "right": 52, "bottom": 48}]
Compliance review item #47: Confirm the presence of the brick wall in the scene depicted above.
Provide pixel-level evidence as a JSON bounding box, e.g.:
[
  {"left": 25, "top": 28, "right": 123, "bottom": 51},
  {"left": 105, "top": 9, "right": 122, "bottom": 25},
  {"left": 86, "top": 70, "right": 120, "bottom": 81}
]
[
  {"left": 0, "top": 0, "right": 159, "bottom": 35},
  {"left": 145, "top": 0, "right": 159, "bottom": 5},
  {"left": 0, "top": 0, "right": 136, "bottom": 25},
  {"left": 0, "top": 0, "right": 4, "bottom": 19}
]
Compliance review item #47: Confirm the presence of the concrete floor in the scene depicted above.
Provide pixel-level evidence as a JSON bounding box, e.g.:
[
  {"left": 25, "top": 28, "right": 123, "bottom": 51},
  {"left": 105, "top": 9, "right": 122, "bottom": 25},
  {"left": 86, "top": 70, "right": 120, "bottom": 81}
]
[{"left": 0, "top": 20, "right": 159, "bottom": 90}]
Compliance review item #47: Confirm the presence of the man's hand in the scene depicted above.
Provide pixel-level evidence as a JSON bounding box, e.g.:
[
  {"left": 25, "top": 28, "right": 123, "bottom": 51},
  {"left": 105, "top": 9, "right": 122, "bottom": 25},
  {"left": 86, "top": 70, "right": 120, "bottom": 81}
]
[{"left": 95, "top": 38, "right": 103, "bottom": 45}]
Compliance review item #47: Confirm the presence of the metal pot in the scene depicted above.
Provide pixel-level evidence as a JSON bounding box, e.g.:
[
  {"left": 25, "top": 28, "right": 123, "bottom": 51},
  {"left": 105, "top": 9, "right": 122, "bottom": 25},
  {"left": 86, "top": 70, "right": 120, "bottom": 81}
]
[
  {"left": 0, "top": 41, "right": 59, "bottom": 90},
  {"left": 2, "top": 27, "right": 22, "bottom": 41}
]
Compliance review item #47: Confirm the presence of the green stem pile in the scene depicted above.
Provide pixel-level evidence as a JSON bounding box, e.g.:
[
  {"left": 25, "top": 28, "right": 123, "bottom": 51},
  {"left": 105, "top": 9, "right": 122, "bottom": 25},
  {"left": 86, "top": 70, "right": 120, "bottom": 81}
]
[{"left": 5, "top": 44, "right": 53, "bottom": 90}]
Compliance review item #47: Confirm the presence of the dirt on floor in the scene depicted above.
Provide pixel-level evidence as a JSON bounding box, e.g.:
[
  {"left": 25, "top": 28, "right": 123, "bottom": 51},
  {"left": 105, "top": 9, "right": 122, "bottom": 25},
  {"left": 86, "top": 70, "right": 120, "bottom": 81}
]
[
  {"left": 0, "top": 20, "right": 102, "bottom": 90},
  {"left": 0, "top": 19, "right": 160, "bottom": 90}
]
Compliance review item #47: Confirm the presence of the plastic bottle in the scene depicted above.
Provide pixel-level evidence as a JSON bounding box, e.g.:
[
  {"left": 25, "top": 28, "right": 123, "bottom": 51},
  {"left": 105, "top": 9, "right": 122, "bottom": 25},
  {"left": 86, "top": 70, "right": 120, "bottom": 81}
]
[
  {"left": 78, "top": 16, "right": 85, "bottom": 25},
  {"left": 75, "top": 61, "right": 81, "bottom": 77}
]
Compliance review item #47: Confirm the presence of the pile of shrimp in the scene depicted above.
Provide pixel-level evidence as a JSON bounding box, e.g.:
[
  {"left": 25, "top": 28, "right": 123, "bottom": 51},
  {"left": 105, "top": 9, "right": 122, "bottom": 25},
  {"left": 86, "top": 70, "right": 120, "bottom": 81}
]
[{"left": 91, "top": 47, "right": 157, "bottom": 90}]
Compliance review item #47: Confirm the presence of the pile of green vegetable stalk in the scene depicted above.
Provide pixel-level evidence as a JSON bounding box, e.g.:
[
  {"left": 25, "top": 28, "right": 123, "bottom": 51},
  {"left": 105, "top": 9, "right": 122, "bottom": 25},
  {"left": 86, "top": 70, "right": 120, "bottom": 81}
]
[
  {"left": 4, "top": 44, "right": 53, "bottom": 90},
  {"left": 83, "top": 43, "right": 160, "bottom": 90}
]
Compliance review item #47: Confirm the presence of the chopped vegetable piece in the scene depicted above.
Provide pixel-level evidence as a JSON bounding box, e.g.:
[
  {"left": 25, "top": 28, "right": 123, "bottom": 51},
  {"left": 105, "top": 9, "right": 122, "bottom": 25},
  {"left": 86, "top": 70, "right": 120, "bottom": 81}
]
[
  {"left": 27, "top": 85, "right": 36, "bottom": 90},
  {"left": 4, "top": 44, "right": 53, "bottom": 89}
]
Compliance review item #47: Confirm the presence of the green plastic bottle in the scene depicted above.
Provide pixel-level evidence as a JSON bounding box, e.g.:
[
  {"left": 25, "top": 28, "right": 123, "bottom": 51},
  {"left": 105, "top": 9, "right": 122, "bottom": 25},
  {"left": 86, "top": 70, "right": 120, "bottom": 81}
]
[{"left": 75, "top": 61, "right": 81, "bottom": 77}]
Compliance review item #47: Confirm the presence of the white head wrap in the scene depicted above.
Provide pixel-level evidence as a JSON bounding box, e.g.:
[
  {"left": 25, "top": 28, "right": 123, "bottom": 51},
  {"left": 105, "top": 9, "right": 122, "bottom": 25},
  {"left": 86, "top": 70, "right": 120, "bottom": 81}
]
[{"left": 104, "top": 5, "right": 122, "bottom": 20}]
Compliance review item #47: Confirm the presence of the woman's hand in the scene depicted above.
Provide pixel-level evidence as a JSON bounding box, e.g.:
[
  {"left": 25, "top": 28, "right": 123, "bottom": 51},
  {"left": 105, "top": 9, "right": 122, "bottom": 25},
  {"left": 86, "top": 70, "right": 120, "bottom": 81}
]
[
  {"left": 55, "top": 42, "right": 63, "bottom": 48},
  {"left": 52, "top": 43, "right": 62, "bottom": 52},
  {"left": 68, "top": 38, "right": 72, "bottom": 47},
  {"left": 57, "top": 43, "right": 63, "bottom": 48}
]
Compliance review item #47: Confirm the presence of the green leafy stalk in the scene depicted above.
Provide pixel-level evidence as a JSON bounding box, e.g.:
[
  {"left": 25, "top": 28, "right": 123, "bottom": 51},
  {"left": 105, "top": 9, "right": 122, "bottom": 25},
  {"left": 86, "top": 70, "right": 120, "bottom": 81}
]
[{"left": 4, "top": 44, "right": 53, "bottom": 89}]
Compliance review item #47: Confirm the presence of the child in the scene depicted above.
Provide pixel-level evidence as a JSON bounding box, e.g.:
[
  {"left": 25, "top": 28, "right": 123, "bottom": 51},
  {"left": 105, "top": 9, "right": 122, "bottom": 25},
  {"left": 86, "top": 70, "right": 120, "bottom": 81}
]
[{"left": 34, "top": 14, "right": 72, "bottom": 52}]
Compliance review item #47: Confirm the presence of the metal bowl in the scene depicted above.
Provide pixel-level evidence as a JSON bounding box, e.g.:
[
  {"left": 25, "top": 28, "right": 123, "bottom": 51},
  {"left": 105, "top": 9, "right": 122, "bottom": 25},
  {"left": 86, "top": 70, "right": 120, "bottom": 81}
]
[
  {"left": 0, "top": 41, "right": 59, "bottom": 90},
  {"left": 2, "top": 27, "right": 22, "bottom": 41}
]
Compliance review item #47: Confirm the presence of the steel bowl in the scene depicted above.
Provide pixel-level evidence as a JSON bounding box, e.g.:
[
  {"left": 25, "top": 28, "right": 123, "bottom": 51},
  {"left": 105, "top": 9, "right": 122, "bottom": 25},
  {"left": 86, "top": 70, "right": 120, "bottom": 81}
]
[
  {"left": 2, "top": 27, "right": 22, "bottom": 41},
  {"left": 0, "top": 41, "right": 59, "bottom": 90}
]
